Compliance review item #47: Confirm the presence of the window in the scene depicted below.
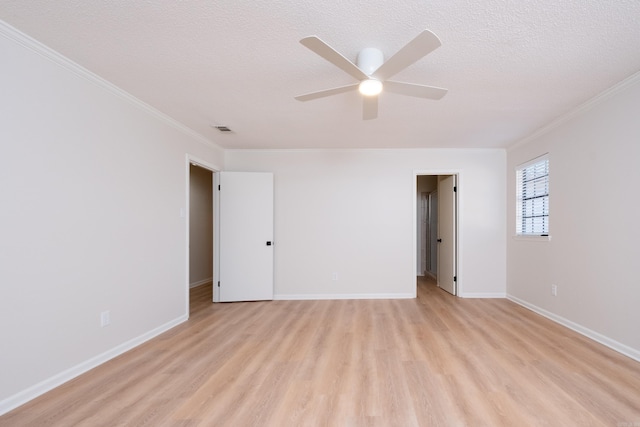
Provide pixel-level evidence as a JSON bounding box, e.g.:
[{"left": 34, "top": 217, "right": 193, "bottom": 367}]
[{"left": 516, "top": 155, "right": 549, "bottom": 236}]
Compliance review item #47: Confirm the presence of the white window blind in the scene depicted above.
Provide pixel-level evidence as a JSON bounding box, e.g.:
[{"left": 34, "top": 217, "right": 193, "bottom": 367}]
[{"left": 516, "top": 155, "right": 549, "bottom": 235}]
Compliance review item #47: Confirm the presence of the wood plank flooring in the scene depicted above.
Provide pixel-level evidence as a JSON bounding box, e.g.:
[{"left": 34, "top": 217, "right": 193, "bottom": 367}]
[{"left": 2, "top": 277, "right": 640, "bottom": 426}]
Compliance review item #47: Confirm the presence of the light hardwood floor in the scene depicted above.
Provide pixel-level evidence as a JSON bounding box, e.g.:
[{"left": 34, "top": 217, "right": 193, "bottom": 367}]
[{"left": 2, "top": 277, "right": 640, "bottom": 426}]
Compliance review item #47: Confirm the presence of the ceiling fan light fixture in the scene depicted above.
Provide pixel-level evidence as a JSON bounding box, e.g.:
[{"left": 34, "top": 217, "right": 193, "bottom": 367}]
[
  {"left": 296, "top": 30, "right": 446, "bottom": 119},
  {"left": 359, "top": 79, "right": 383, "bottom": 96}
]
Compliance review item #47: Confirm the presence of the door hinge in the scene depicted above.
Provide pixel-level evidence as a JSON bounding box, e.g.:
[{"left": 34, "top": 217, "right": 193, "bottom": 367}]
[
  {"left": 217, "top": 281, "right": 220, "bottom": 288},
  {"left": 453, "top": 186, "right": 457, "bottom": 192},
  {"left": 454, "top": 276, "right": 457, "bottom": 282},
  {"left": 218, "top": 185, "right": 220, "bottom": 191}
]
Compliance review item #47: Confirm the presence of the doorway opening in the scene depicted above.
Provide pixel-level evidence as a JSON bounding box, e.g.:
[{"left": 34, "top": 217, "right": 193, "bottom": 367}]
[
  {"left": 415, "top": 173, "right": 459, "bottom": 296},
  {"left": 186, "top": 156, "right": 219, "bottom": 315}
]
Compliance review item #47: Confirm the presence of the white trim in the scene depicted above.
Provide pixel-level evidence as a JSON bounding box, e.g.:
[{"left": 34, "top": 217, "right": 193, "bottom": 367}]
[
  {"left": 460, "top": 293, "right": 506, "bottom": 298},
  {"left": 512, "top": 235, "right": 551, "bottom": 242},
  {"left": 0, "top": 20, "right": 220, "bottom": 151},
  {"left": 507, "top": 295, "right": 640, "bottom": 363},
  {"left": 515, "top": 153, "right": 549, "bottom": 170},
  {"left": 0, "top": 315, "right": 188, "bottom": 416},
  {"left": 188, "top": 157, "right": 222, "bottom": 172},
  {"left": 190, "top": 278, "right": 213, "bottom": 288},
  {"left": 274, "top": 293, "right": 414, "bottom": 300},
  {"left": 508, "top": 70, "right": 640, "bottom": 151}
]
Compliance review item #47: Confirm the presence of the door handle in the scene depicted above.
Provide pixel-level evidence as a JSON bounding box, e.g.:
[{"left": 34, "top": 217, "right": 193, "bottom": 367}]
[
  {"left": 266, "top": 241, "right": 272, "bottom": 246},
  {"left": 437, "top": 239, "right": 442, "bottom": 243}
]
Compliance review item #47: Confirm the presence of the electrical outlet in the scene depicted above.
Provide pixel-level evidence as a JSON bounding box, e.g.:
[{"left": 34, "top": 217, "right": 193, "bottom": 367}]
[
  {"left": 332, "top": 272, "right": 338, "bottom": 281},
  {"left": 551, "top": 284, "right": 557, "bottom": 296},
  {"left": 100, "top": 310, "right": 111, "bottom": 327}
]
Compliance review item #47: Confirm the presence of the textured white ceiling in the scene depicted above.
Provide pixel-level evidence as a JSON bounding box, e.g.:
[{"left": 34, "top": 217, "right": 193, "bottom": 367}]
[{"left": 2, "top": 0, "right": 640, "bottom": 149}]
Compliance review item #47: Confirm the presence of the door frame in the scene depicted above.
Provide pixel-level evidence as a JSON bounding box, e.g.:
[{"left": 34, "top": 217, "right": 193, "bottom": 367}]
[
  {"left": 413, "top": 170, "right": 462, "bottom": 297},
  {"left": 185, "top": 155, "right": 221, "bottom": 314}
]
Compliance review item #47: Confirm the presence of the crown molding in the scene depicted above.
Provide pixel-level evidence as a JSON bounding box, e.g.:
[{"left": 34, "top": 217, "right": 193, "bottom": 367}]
[
  {"left": 0, "top": 20, "right": 221, "bottom": 151},
  {"left": 508, "top": 71, "right": 640, "bottom": 152}
]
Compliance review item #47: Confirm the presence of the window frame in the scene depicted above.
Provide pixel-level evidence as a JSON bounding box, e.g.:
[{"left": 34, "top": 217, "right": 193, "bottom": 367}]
[{"left": 515, "top": 154, "right": 550, "bottom": 240}]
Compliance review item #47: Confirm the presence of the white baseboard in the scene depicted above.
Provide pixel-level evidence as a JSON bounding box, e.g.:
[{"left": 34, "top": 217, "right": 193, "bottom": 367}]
[
  {"left": 460, "top": 292, "right": 506, "bottom": 298},
  {"left": 0, "top": 314, "right": 188, "bottom": 416},
  {"left": 507, "top": 294, "right": 640, "bottom": 363},
  {"left": 189, "top": 277, "right": 212, "bottom": 288},
  {"left": 274, "top": 293, "right": 415, "bottom": 301}
]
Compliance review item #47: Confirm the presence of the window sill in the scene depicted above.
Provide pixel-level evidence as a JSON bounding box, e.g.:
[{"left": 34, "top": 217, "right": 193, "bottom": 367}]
[{"left": 513, "top": 234, "right": 551, "bottom": 242}]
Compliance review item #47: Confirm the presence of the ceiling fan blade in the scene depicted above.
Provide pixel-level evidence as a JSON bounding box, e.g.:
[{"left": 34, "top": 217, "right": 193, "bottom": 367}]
[
  {"left": 294, "top": 83, "right": 359, "bottom": 102},
  {"left": 362, "top": 96, "right": 378, "bottom": 120},
  {"left": 300, "top": 36, "right": 369, "bottom": 81},
  {"left": 372, "top": 30, "right": 442, "bottom": 81},
  {"left": 384, "top": 80, "right": 448, "bottom": 100}
]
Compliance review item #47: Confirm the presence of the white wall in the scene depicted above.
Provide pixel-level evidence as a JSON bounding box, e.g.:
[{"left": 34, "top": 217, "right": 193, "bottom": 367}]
[
  {"left": 189, "top": 165, "right": 213, "bottom": 286},
  {"left": 225, "top": 149, "right": 506, "bottom": 299},
  {"left": 507, "top": 72, "right": 640, "bottom": 359},
  {"left": 0, "top": 23, "right": 223, "bottom": 411}
]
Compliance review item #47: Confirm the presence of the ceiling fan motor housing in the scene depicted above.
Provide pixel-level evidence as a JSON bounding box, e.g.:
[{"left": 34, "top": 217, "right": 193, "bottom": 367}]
[{"left": 357, "top": 47, "right": 384, "bottom": 76}]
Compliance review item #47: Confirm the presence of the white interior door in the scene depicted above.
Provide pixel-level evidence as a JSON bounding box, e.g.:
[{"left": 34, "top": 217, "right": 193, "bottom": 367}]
[
  {"left": 219, "top": 171, "right": 274, "bottom": 302},
  {"left": 437, "top": 175, "right": 457, "bottom": 295}
]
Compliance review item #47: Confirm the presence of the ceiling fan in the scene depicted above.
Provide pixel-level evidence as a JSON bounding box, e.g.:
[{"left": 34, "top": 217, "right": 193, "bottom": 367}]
[{"left": 295, "top": 29, "right": 448, "bottom": 120}]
